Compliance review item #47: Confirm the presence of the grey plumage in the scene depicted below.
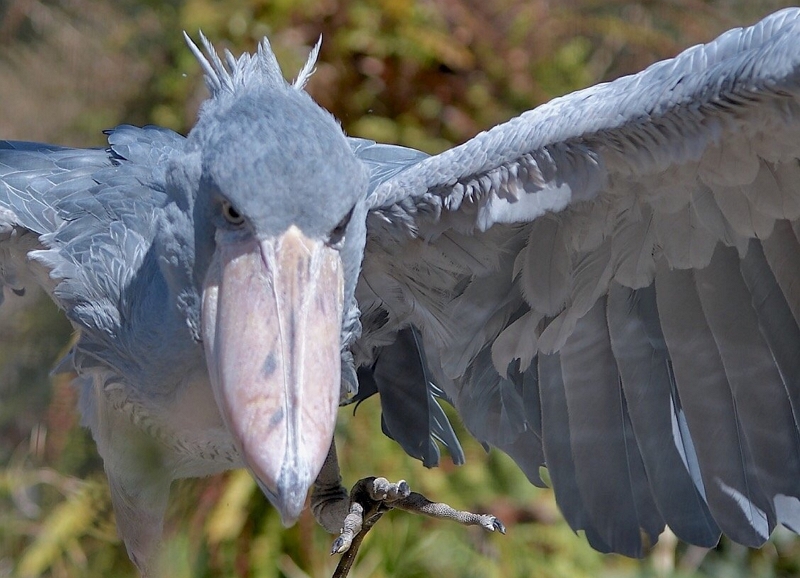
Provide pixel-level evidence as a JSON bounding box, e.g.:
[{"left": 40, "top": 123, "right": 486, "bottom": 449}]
[
  {"left": 654, "top": 260, "right": 773, "bottom": 545},
  {"left": 696, "top": 244, "right": 800, "bottom": 533},
  {"left": 740, "top": 238, "right": 800, "bottom": 438},
  {"left": 4, "top": 7, "right": 800, "bottom": 573},
  {"left": 607, "top": 283, "right": 720, "bottom": 546},
  {"left": 538, "top": 350, "right": 612, "bottom": 553},
  {"left": 351, "top": 325, "right": 464, "bottom": 467}
]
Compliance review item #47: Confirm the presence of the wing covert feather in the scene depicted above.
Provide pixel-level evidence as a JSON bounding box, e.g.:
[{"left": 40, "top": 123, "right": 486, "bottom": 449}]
[{"left": 369, "top": 8, "right": 800, "bottom": 231}]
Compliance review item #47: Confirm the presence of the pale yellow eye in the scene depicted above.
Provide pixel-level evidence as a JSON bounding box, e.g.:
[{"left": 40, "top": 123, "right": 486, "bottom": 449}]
[{"left": 221, "top": 201, "right": 245, "bottom": 226}]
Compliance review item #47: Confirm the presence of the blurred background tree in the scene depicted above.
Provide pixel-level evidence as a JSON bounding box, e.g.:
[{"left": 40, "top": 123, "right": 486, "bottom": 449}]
[{"left": 1, "top": 1, "right": 798, "bottom": 576}]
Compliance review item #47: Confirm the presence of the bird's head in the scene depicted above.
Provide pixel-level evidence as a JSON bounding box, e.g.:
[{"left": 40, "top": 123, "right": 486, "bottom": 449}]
[{"left": 171, "top": 35, "right": 369, "bottom": 524}]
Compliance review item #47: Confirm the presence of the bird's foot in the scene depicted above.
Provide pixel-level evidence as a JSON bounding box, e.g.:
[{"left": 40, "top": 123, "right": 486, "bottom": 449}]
[
  {"left": 331, "top": 476, "right": 505, "bottom": 556},
  {"left": 330, "top": 477, "right": 410, "bottom": 554},
  {"left": 311, "top": 443, "right": 504, "bottom": 577}
]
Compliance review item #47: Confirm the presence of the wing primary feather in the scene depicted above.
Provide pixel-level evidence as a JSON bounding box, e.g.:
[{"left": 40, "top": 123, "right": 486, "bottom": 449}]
[
  {"left": 668, "top": 365, "right": 708, "bottom": 506},
  {"left": 559, "top": 297, "right": 663, "bottom": 556},
  {"left": 761, "top": 219, "right": 800, "bottom": 326},
  {"left": 538, "top": 351, "right": 613, "bottom": 553},
  {"left": 739, "top": 239, "right": 800, "bottom": 436},
  {"left": 409, "top": 326, "right": 465, "bottom": 465},
  {"left": 458, "top": 349, "right": 527, "bottom": 447},
  {"left": 455, "top": 348, "right": 546, "bottom": 485},
  {"left": 654, "top": 259, "right": 773, "bottom": 546},
  {"left": 522, "top": 357, "right": 542, "bottom": 440},
  {"left": 369, "top": 326, "right": 463, "bottom": 467},
  {"left": 606, "top": 282, "right": 720, "bottom": 546},
  {"left": 740, "top": 239, "right": 800, "bottom": 531},
  {"left": 697, "top": 243, "right": 800, "bottom": 531}
]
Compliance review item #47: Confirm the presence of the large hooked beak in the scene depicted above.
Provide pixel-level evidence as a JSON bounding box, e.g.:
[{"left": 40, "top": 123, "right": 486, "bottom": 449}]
[{"left": 201, "top": 225, "right": 343, "bottom": 525}]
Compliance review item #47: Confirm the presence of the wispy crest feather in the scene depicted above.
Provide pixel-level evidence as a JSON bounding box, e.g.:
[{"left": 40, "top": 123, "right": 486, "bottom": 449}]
[
  {"left": 183, "top": 31, "right": 321, "bottom": 97},
  {"left": 293, "top": 36, "right": 322, "bottom": 90}
]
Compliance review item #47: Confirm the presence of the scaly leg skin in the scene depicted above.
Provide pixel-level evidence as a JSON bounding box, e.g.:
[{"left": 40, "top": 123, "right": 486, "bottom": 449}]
[
  {"left": 310, "top": 441, "right": 351, "bottom": 534},
  {"left": 310, "top": 441, "right": 506, "bottom": 578}
]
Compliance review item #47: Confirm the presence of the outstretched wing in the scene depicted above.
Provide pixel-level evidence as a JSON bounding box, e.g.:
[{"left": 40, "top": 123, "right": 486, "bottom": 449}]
[
  {"left": 0, "top": 124, "right": 195, "bottom": 569},
  {"left": 357, "top": 8, "right": 800, "bottom": 555},
  {"left": 0, "top": 125, "right": 185, "bottom": 369}
]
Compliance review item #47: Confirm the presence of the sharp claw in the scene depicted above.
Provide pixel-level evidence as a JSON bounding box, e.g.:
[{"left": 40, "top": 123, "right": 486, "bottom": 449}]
[
  {"left": 331, "top": 536, "right": 350, "bottom": 555},
  {"left": 330, "top": 501, "right": 365, "bottom": 556},
  {"left": 479, "top": 515, "right": 505, "bottom": 533}
]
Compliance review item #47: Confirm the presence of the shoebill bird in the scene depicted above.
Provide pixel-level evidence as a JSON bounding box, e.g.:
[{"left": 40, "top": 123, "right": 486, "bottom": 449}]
[{"left": 4, "top": 7, "right": 800, "bottom": 575}]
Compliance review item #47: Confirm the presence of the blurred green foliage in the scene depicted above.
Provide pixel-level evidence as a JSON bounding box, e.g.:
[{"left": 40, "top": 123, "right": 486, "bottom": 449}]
[{"left": 0, "top": 0, "right": 798, "bottom": 576}]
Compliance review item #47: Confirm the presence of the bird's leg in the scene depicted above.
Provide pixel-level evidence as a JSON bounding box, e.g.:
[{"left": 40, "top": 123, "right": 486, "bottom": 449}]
[
  {"left": 309, "top": 441, "right": 414, "bottom": 541},
  {"left": 310, "top": 440, "right": 351, "bottom": 534}
]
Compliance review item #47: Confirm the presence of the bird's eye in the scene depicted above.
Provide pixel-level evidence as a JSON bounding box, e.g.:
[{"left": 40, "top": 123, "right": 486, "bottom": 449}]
[
  {"left": 328, "top": 208, "right": 354, "bottom": 248},
  {"left": 221, "top": 201, "right": 245, "bottom": 227}
]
